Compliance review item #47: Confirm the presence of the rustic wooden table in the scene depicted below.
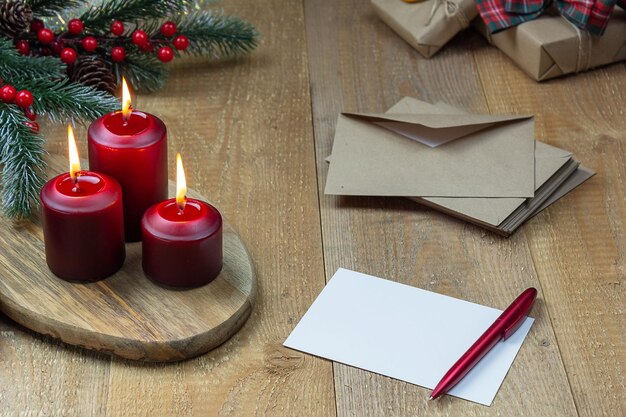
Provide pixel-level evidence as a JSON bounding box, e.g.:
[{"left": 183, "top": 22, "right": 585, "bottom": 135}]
[{"left": 1, "top": 1, "right": 624, "bottom": 416}]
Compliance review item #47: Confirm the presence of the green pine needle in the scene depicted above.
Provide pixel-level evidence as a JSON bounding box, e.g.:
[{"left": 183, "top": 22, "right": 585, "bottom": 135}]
[
  {"left": 0, "top": 38, "right": 66, "bottom": 80},
  {"left": 0, "top": 106, "right": 46, "bottom": 220},
  {"left": 81, "top": 0, "right": 194, "bottom": 32},
  {"left": 118, "top": 10, "right": 258, "bottom": 91},
  {"left": 113, "top": 54, "right": 169, "bottom": 92},
  {"left": 17, "top": 78, "right": 119, "bottom": 123},
  {"left": 175, "top": 10, "right": 259, "bottom": 58},
  {"left": 25, "top": 0, "right": 83, "bottom": 17}
]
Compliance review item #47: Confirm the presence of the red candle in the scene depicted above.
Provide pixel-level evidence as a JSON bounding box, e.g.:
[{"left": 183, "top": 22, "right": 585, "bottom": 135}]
[
  {"left": 87, "top": 78, "right": 167, "bottom": 242},
  {"left": 40, "top": 126, "right": 125, "bottom": 282},
  {"left": 141, "top": 153, "right": 223, "bottom": 288}
]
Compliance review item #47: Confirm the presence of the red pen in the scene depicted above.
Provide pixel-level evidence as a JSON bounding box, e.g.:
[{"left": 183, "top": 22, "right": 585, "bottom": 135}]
[{"left": 430, "top": 287, "right": 538, "bottom": 400}]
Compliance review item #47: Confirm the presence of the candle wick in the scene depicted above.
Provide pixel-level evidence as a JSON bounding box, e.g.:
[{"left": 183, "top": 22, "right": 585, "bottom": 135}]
[
  {"left": 177, "top": 195, "right": 187, "bottom": 214},
  {"left": 72, "top": 177, "right": 81, "bottom": 193},
  {"left": 122, "top": 105, "right": 133, "bottom": 125}
]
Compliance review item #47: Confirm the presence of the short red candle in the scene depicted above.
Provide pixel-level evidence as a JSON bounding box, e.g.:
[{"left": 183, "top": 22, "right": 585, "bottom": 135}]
[
  {"left": 40, "top": 171, "right": 125, "bottom": 282},
  {"left": 141, "top": 199, "right": 223, "bottom": 288}
]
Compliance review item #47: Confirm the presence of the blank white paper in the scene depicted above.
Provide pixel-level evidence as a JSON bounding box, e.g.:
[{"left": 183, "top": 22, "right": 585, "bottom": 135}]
[{"left": 284, "top": 268, "right": 534, "bottom": 406}]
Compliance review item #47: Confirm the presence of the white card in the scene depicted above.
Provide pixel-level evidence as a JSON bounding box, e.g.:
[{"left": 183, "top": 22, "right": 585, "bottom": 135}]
[{"left": 284, "top": 268, "right": 534, "bottom": 406}]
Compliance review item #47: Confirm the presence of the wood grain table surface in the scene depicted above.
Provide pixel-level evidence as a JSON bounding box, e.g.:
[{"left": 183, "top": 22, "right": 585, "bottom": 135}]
[{"left": 1, "top": 1, "right": 624, "bottom": 415}]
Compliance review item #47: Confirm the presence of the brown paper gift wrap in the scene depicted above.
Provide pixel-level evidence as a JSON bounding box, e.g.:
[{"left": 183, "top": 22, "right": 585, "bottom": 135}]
[
  {"left": 475, "top": 9, "right": 626, "bottom": 81},
  {"left": 371, "top": 0, "right": 478, "bottom": 58}
]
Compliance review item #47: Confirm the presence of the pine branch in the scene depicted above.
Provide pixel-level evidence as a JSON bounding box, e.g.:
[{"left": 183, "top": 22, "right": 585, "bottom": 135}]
[
  {"left": 80, "top": 0, "right": 194, "bottom": 32},
  {"left": 0, "top": 38, "right": 117, "bottom": 120},
  {"left": 113, "top": 54, "right": 168, "bottom": 92},
  {"left": 135, "top": 10, "right": 259, "bottom": 58},
  {"left": 25, "top": 0, "right": 82, "bottom": 17},
  {"left": 0, "top": 106, "right": 46, "bottom": 220},
  {"left": 175, "top": 10, "right": 258, "bottom": 57},
  {"left": 13, "top": 78, "right": 119, "bottom": 123},
  {"left": 0, "top": 38, "right": 65, "bottom": 80}
]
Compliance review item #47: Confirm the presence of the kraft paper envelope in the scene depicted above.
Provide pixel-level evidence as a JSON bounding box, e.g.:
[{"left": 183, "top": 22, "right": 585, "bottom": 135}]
[
  {"left": 325, "top": 99, "right": 535, "bottom": 198},
  {"left": 532, "top": 166, "right": 595, "bottom": 216},
  {"left": 388, "top": 99, "right": 592, "bottom": 231},
  {"left": 325, "top": 142, "right": 585, "bottom": 233},
  {"left": 420, "top": 142, "right": 576, "bottom": 228},
  {"left": 326, "top": 98, "right": 594, "bottom": 234}
]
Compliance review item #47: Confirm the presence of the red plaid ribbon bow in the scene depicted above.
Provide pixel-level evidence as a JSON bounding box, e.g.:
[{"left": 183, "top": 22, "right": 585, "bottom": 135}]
[{"left": 476, "top": 0, "right": 625, "bottom": 36}]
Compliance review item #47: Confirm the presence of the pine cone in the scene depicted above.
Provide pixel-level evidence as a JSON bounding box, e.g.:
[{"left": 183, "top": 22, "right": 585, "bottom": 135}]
[
  {"left": 70, "top": 56, "right": 117, "bottom": 95},
  {"left": 0, "top": 1, "right": 32, "bottom": 37}
]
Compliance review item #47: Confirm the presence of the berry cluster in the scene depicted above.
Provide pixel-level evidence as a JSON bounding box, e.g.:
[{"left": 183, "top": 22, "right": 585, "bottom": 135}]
[
  {"left": 15, "top": 18, "right": 190, "bottom": 64},
  {"left": 16, "top": 18, "right": 81, "bottom": 64},
  {"left": 0, "top": 79, "right": 38, "bottom": 132},
  {"left": 112, "top": 20, "right": 189, "bottom": 63}
]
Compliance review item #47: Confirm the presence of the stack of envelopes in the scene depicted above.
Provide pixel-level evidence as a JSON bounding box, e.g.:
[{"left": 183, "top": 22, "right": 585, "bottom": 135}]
[{"left": 325, "top": 98, "right": 594, "bottom": 235}]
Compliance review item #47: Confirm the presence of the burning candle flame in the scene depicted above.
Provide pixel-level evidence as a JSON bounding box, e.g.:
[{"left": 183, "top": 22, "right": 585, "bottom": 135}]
[
  {"left": 176, "top": 152, "right": 187, "bottom": 212},
  {"left": 68, "top": 125, "right": 81, "bottom": 183},
  {"left": 121, "top": 77, "right": 132, "bottom": 122}
]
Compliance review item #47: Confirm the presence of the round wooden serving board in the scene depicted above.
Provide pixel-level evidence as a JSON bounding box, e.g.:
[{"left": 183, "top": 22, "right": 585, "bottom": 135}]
[{"left": 0, "top": 156, "right": 256, "bottom": 362}]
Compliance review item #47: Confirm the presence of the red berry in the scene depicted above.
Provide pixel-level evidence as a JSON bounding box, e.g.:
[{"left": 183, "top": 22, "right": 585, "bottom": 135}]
[
  {"left": 81, "top": 36, "right": 98, "bottom": 52},
  {"left": 132, "top": 30, "right": 148, "bottom": 46},
  {"left": 157, "top": 46, "right": 174, "bottom": 62},
  {"left": 16, "top": 40, "right": 30, "bottom": 55},
  {"left": 50, "top": 40, "right": 63, "bottom": 54},
  {"left": 139, "top": 42, "right": 153, "bottom": 52},
  {"left": 15, "top": 90, "right": 34, "bottom": 108},
  {"left": 111, "top": 46, "right": 126, "bottom": 62},
  {"left": 25, "top": 121, "right": 40, "bottom": 133},
  {"left": 68, "top": 19, "right": 83, "bottom": 35},
  {"left": 60, "top": 47, "right": 77, "bottom": 64},
  {"left": 161, "top": 21, "right": 177, "bottom": 37},
  {"left": 37, "top": 28, "right": 55, "bottom": 44},
  {"left": 173, "top": 35, "right": 189, "bottom": 50},
  {"left": 0, "top": 85, "right": 17, "bottom": 103},
  {"left": 30, "top": 19, "right": 44, "bottom": 33},
  {"left": 110, "top": 20, "right": 124, "bottom": 36},
  {"left": 25, "top": 108, "right": 36, "bottom": 121}
]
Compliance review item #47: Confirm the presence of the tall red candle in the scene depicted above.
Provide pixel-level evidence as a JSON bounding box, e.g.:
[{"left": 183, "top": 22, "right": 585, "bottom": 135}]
[
  {"left": 87, "top": 78, "right": 167, "bottom": 242},
  {"left": 41, "top": 126, "right": 125, "bottom": 282},
  {"left": 141, "top": 153, "right": 223, "bottom": 288}
]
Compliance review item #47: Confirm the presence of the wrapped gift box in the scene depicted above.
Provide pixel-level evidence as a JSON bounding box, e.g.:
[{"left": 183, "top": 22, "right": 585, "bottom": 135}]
[
  {"left": 371, "top": 0, "right": 478, "bottom": 58},
  {"left": 474, "top": 9, "right": 626, "bottom": 81}
]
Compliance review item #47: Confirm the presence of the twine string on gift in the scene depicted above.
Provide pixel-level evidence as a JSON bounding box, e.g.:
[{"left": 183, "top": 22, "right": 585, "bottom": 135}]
[
  {"left": 567, "top": 19, "right": 593, "bottom": 73},
  {"left": 426, "top": 0, "right": 470, "bottom": 28}
]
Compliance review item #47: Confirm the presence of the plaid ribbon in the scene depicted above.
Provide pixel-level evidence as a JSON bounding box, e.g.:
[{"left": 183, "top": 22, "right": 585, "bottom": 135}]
[{"left": 476, "top": 0, "right": 626, "bottom": 36}]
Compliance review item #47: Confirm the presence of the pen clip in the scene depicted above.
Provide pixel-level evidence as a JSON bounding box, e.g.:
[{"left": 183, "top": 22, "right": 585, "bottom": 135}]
[
  {"left": 502, "top": 288, "right": 537, "bottom": 340},
  {"left": 503, "top": 316, "right": 527, "bottom": 340}
]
